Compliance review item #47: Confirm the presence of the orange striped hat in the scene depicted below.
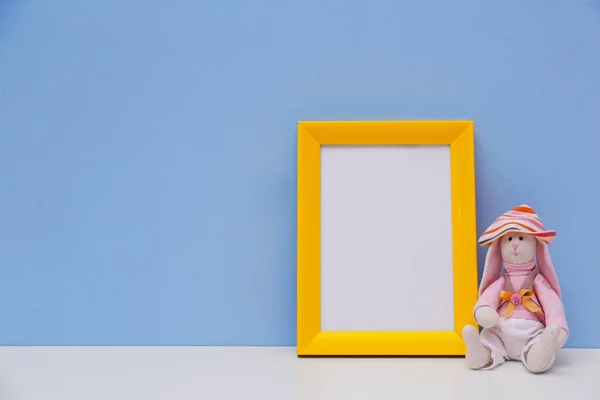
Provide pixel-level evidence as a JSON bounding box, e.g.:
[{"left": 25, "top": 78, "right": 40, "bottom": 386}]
[{"left": 478, "top": 204, "right": 556, "bottom": 246}]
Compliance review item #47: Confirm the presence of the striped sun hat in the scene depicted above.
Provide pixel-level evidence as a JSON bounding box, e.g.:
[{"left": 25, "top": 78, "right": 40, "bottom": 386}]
[{"left": 478, "top": 204, "right": 556, "bottom": 246}]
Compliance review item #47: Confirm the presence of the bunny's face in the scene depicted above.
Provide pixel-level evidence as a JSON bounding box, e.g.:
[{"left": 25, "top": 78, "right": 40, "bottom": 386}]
[{"left": 500, "top": 232, "right": 536, "bottom": 264}]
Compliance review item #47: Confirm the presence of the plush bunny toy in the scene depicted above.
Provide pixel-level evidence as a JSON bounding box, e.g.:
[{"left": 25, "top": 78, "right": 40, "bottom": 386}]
[{"left": 463, "top": 204, "right": 568, "bottom": 373}]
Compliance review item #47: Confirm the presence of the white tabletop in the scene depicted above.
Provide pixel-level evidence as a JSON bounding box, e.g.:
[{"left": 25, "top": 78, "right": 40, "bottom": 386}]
[{"left": 0, "top": 346, "right": 598, "bottom": 400}]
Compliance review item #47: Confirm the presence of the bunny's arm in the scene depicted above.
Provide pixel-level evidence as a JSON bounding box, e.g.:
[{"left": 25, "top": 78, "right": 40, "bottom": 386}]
[
  {"left": 473, "top": 276, "right": 504, "bottom": 317},
  {"left": 534, "top": 275, "right": 569, "bottom": 334}
]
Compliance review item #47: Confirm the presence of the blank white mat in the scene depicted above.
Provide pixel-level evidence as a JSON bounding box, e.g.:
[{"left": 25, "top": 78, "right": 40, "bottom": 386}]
[{"left": 320, "top": 145, "right": 454, "bottom": 332}]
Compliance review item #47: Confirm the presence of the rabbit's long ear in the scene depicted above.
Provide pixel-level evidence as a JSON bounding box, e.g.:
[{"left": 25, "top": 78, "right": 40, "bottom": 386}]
[
  {"left": 536, "top": 239, "right": 561, "bottom": 298},
  {"left": 478, "top": 240, "right": 502, "bottom": 297}
]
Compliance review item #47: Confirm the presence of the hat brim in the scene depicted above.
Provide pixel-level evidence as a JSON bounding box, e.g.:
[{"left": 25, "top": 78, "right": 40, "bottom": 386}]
[{"left": 479, "top": 226, "right": 556, "bottom": 247}]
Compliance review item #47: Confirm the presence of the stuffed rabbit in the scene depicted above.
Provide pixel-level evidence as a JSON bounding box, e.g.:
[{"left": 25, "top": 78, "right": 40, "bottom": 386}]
[{"left": 463, "top": 204, "right": 568, "bottom": 373}]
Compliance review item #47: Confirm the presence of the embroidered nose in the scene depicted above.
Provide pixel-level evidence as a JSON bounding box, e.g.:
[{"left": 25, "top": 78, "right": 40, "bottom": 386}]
[
  {"left": 512, "top": 243, "right": 518, "bottom": 255},
  {"left": 510, "top": 293, "right": 522, "bottom": 305}
]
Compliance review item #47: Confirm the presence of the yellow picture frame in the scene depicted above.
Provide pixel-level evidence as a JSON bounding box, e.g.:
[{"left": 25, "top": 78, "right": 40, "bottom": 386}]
[{"left": 297, "top": 120, "right": 478, "bottom": 356}]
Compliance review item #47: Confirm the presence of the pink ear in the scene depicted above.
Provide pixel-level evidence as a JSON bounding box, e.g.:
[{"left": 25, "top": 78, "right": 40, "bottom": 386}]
[
  {"left": 536, "top": 240, "right": 561, "bottom": 298},
  {"left": 479, "top": 240, "right": 502, "bottom": 297}
]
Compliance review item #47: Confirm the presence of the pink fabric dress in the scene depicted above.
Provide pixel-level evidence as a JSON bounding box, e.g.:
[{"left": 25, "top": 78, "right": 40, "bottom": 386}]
[{"left": 473, "top": 260, "right": 569, "bottom": 371}]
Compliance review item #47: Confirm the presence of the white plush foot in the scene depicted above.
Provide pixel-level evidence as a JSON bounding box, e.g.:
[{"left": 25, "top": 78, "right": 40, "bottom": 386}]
[
  {"left": 525, "top": 325, "right": 562, "bottom": 373},
  {"left": 462, "top": 325, "right": 492, "bottom": 370}
]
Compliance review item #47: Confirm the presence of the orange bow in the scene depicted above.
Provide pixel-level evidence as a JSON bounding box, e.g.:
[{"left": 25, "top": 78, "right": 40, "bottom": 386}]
[{"left": 499, "top": 289, "right": 541, "bottom": 318}]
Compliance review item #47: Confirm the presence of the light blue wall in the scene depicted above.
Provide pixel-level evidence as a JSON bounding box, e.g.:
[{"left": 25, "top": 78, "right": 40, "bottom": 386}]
[{"left": 1, "top": 0, "right": 599, "bottom": 347}]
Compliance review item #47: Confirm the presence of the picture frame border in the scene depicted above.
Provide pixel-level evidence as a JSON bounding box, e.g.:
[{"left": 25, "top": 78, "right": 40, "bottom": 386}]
[{"left": 297, "top": 120, "right": 478, "bottom": 356}]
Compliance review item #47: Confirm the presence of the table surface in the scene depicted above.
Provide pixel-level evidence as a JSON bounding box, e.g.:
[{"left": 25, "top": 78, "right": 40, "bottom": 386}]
[{"left": 0, "top": 347, "right": 598, "bottom": 400}]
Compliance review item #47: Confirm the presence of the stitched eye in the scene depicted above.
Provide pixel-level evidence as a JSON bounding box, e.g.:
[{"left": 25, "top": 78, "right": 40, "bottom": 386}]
[
  {"left": 519, "top": 236, "right": 523, "bottom": 241},
  {"left": 508, "top": 237, "right": 512, "bottom": 241}
]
